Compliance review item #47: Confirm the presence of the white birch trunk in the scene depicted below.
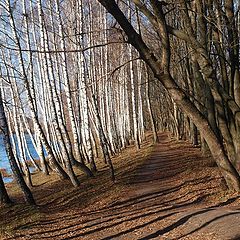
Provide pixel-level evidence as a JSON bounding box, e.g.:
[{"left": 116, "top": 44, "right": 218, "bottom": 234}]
[
  {"left": 54, "top": 0, "right": 82, "bottom": 163},
  {"left": 129, "top": 46, "right": 140, "bottom": 149}
]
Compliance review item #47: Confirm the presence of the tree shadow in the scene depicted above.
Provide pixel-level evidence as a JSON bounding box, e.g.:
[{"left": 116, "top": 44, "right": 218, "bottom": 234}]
[
  {"left": 232, "top": 235, "right": 240, "bottom": 240},
  {"left": 175, "top": 212, "right": 240, "bottom": 239},
  {"left": 213, "top": 196, "right": 240, "bottom": 207},
  {"left": 137, "top": 208, "right": 215, "bottom": 240}
]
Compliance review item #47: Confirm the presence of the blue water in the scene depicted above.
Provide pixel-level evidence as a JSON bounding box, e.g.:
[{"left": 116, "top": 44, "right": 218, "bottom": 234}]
[{"left": 0, "top": 134, "right": 40, "bottom": 183}]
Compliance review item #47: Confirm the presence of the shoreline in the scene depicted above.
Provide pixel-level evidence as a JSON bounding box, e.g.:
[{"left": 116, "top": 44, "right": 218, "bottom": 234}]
[
  {"left": 0, "top": 168, "right": 12, "bottom": 178},
  {"left": 0, "top": 159, "right": 40, "bottom": 183}
]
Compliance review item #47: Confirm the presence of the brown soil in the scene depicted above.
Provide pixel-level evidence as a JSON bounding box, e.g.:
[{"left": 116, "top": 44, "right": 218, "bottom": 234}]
[{"left": 1, "top": 133, "right": 240, "bottom": 240}]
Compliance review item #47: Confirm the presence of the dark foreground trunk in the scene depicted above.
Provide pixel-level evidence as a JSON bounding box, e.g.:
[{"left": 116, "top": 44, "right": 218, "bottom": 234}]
[
  {"left": 0, "top": 172, "right": 12, "bottom": 205},
  {"left": 0, "top": 92, "right": 36, "bottom": 205}
]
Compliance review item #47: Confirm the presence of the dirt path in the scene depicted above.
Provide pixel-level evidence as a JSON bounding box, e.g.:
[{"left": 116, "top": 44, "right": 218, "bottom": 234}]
[{"left": 4, "top": 133, "right": 240, "bottom": 240}]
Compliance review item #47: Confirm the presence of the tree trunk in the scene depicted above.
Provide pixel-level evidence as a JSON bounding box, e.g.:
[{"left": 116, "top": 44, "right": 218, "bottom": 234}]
[
  {"left": 0, "top": 172, "right": 12, "bottom": 205},
  {"left": 0, "top": 91, "right": 36, "bottom": 205}
]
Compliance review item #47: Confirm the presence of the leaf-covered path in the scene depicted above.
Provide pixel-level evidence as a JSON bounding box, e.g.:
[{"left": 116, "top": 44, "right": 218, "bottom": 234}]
[{"left": 4, "top": 133, "right": 240, "bottom": 239}]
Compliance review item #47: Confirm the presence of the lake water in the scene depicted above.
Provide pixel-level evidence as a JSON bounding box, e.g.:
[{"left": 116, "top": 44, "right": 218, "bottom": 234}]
[{"left": 0, "top": 134, "right": 39, "bottom": 183}]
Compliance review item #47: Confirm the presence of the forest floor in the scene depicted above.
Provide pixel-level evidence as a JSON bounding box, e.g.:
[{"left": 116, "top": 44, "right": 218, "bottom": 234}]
[{"left": 1, "top": 133, "right": 240, "bottom": 240}]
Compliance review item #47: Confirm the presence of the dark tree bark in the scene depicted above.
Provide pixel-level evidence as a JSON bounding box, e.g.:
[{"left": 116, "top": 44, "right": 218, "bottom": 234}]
[
  {"left": 0, "top": 91, "right": 36, "bottom": 205},
  {"left": 0, "top": 172, "right": 12, "bottom": 205}
]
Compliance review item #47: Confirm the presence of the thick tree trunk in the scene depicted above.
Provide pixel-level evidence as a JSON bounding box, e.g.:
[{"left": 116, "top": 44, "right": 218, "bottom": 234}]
[{"left": 0, "top": 91, "right": 36, "bottom": 205}]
